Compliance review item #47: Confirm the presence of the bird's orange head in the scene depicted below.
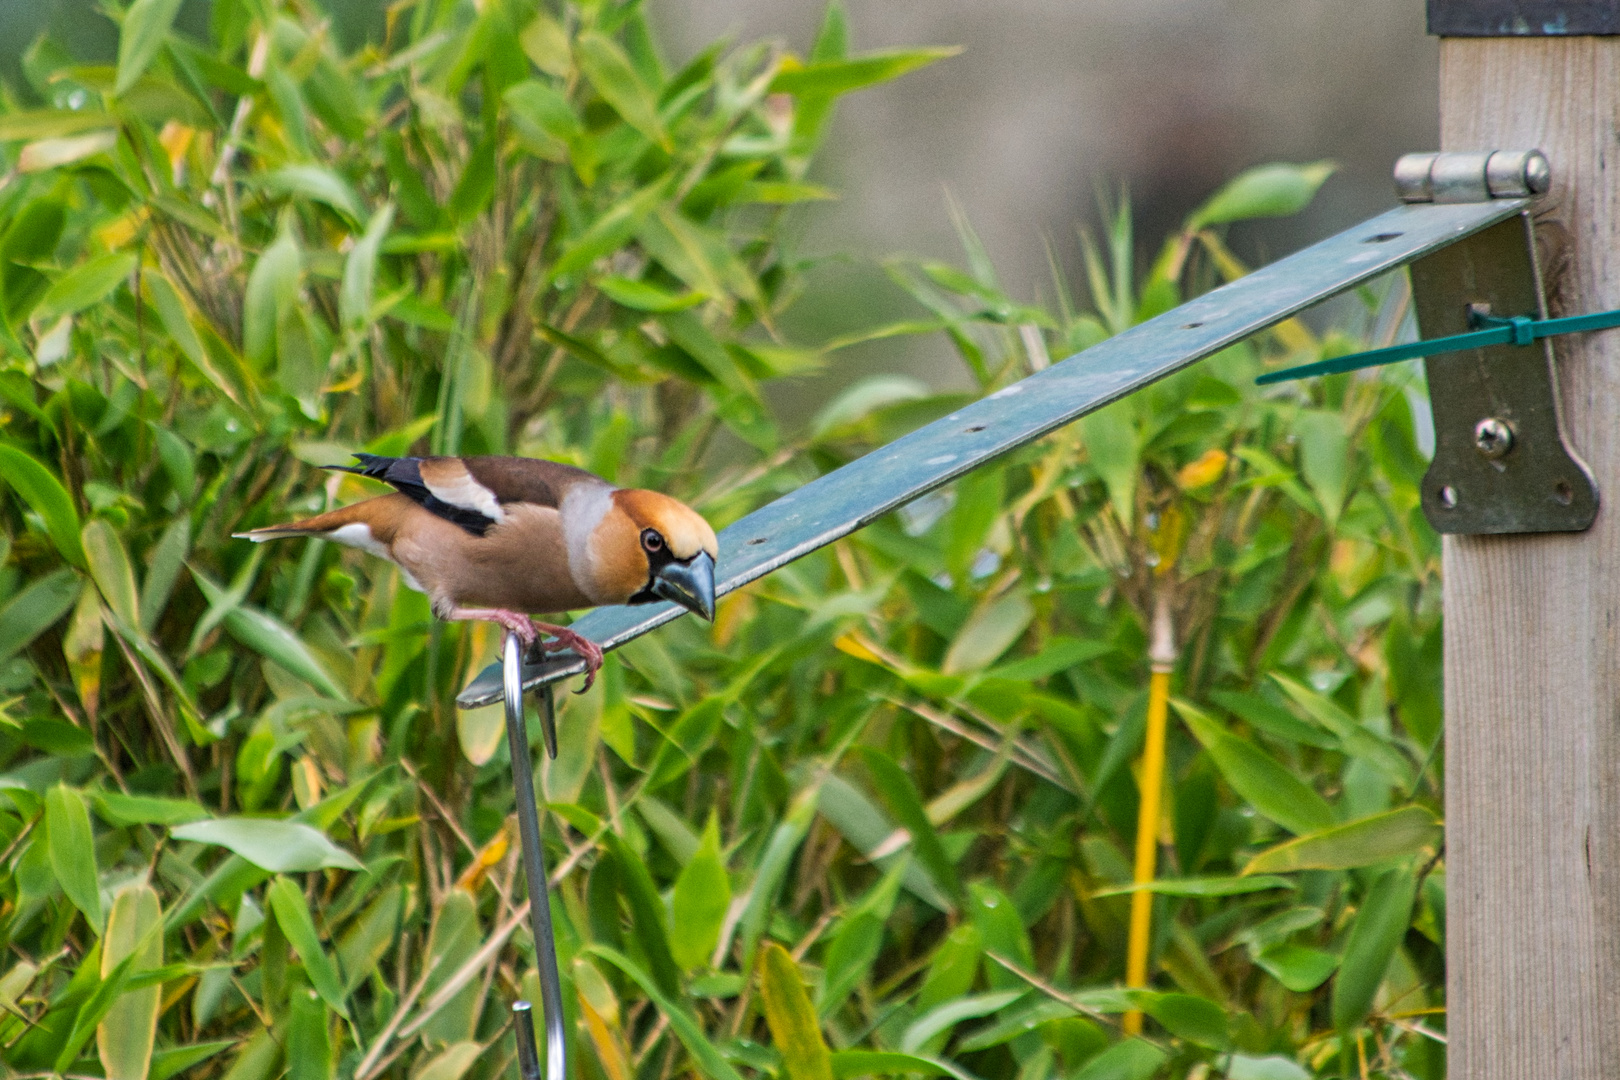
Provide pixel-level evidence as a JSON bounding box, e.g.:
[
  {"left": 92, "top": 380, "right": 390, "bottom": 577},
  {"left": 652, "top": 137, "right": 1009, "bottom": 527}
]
[{"left": 595, "top": 490, "right": 718, "bottom": 619}]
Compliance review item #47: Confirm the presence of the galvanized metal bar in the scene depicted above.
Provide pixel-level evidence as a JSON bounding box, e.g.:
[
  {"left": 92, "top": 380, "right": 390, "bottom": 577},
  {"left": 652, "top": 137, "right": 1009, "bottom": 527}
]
[
  {"left": 502, "top": 633, "right": 567, "bottom": 1080},
  {"left": 459, "top": 196, "right": 1527, "bottom": 708}
]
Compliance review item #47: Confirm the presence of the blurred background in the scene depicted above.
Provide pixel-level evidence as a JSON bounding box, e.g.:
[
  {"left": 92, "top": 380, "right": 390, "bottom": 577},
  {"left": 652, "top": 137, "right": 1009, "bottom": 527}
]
[{"left": 0, "top": 0, "right": 1439, "bottom": 403}]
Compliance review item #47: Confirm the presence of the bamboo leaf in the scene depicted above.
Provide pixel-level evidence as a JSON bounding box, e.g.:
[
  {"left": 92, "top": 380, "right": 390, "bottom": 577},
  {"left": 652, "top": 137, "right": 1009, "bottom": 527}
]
[
  {"left": 759, "top": 943, "right": 834, "bottom": 1080},
  {"left": 340, "top": 204, "right": 394, "bottom": 332},
  {"left": 942, "top": 591, "right": 1034, "bottom": 674},
  {"left": 551, "top": 174, "right": 673, "bottom": 279},
  {"left": 0, "top": 567, "right": 81, "bottom": 662},
  {"left": 575, "top": 32, "right": 669, "bottom": 149},
  {"left": 82, "top": 519, "right": 140, "bottom": 628},
  {"left": 1074, "top": 1039, "right": 1167, "bottom": 1080},
  {"left": 1188, "top": 161, "right": 1337, "bottom": 229},
  {"left": 254, "top": 166, "right": 365, "bottom": 223},
  {"left": 97, "top": 883, "right": 163, "bottom": 1080},
  {"left": 0, "top": 109, "right": 119, "bottom": 140},
  {"left": 739, "top": 785, "right": 820, "bottom": 967},
  {"left": 266, "top": 876, "right": 350, "bottom": 1019},
  {"left": 285, "top": 988, "right": 334, "bottom": 1080},
  {"left": 116, "top": 0, "right": 186, "bottom": 94},
  {"left": 189, "top": 567, "right": 347, "bottom": 699},
  {"left": 38, "top": 251, "right": 137, "bottom": 320},
  {"left": 819, "top": 857, "right": 906, "bottom": 1017},
  {"left": 1091, "top": 875, "right": 1295, "bottom": 898},
  {"left": 829, "top": 1051, "right": 974, "bottom": 1080},
  {"left": 768, "top": 48, "right": 961, "bottom": 97},
  {"left": 1331, "top": 867, "right": 1416, "bottom": 1032},
  {"left": 0, "top": 443, "right": 85, "bottom": 567},
  {"left": 587, "top": 945, "right": 745, "bottom": 1080},
  {"left": 149, "top": 1040, "right": 238, "bottom": 1080},
  {"left": 1175, "top": 700, "right": 1334, "bottom": 835},
  {"left": 18, "top": 130, "right": 118, "bottom": 172},
  {"left": 600, "top": 831, "right": 681, "bottom": 996},
  {"left": 92, "top": 791, "right": 210, "bottom": 827},
  {"left": 916, "top": 924, "right": 981, "bottom": 1013},
  {"left": 1244, "top": 806, "right": 1441, "bottom": 874},
  {"left": 1139, "top": 992, "right": 1228, "bottom": 1048},
  {"left": 900, "top": 991, "right": 1025, "bottom": 1053},
  {"left": 595, "top": 275, "right": 706, "bottom": 312},
  {"left": 1295, "top": 409, "right": 1350, "bottom": 528},
  {"left": 1253, "top": 944, "right": 1339, "bottom": 993},
  {"left": 47, "top": 784, "right": 102, "bottom": 930},
  {"left": 138, "top": 516, "right": 190, "bottom": 633},
  {"left": 243, "top": 225, "right": 300, "bottom": 369},
  {"left": 671, "top": 815, "right": 730, "bottom": 969},
  {"left": 858, "top": 748, "right": 962, "bottom": 904},
  {"left": 143, "top": 271, "right": 246, "bottom": 409},
  {"left": 172, "top": 817, "right": 362, "bottom": 873},
  {"left": 448, "top": 136, "right": 496, "bottom": 224},
  {"left": 411, "top": 1043, "right": 481, "bottom": 1080}
]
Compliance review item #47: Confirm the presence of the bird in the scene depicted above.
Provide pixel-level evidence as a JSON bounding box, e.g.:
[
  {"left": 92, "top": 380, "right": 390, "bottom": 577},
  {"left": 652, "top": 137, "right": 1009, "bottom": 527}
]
[{"left": 234, "top": 453, "right": 718, "bottom": 691}]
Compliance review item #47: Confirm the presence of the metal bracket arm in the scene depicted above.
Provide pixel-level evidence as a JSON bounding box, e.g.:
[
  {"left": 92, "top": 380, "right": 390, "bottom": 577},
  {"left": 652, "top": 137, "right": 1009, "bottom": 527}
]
[{"left": 458, "top": 150, "right": 1558, "bottom": 707}]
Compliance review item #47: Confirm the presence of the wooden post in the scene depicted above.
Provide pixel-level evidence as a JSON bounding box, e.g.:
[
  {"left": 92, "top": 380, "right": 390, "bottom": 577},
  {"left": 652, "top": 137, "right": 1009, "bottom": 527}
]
[{"left": 1439, "top": 32, "right": 1620, "bottom": 1079}]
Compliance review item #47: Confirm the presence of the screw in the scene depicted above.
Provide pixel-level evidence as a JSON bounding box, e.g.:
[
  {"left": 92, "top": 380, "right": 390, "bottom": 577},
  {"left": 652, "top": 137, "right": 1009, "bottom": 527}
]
[{"left": 1474, "top": 417, "right": 1514, "bottom": 459}]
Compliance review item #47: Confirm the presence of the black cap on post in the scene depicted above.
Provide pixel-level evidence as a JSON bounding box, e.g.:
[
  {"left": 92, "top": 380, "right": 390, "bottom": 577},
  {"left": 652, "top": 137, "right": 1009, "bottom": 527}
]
[{"left": 1428, "top": 1, "right": 1620, "bottom": 36}]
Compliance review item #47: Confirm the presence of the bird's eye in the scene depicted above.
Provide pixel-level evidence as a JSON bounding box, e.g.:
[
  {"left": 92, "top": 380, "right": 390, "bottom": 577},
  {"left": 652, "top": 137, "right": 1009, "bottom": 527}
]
[{"left": 641, "top": 529, "right": 664, "bottom": 553}]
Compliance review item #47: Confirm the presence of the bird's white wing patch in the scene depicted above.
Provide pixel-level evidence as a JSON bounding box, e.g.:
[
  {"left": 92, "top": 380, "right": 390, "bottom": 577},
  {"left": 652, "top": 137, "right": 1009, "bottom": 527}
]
[
  {"left": 424, "top": 469, "right": 506, "bottom": 524},
  {"left": 328, "top": 523, "right": 392, "bottom": 558}
]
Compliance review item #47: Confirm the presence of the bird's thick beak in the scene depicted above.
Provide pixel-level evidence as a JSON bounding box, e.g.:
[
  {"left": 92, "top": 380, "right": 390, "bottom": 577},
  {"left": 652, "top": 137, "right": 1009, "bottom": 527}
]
[{"left": 652, "top": 551, "right": 716, "bottom": 621}]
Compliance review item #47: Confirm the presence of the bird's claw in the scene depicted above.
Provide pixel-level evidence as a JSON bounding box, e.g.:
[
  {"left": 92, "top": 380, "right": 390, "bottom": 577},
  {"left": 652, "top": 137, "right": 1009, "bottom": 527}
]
[
  {"left": 494, "top": 611, "right": 539, "bottom": 646},
  {"left": 531, "top": 623, "right": 604, "bottom": 694}
]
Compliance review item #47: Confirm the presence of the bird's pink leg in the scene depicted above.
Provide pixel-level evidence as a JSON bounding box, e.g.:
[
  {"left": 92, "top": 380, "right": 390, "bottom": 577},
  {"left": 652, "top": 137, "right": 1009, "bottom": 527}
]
[
  {"left": 439, "top": 608, "right": 604, "bottom": 693},
  {"left": 530, "top": 622, "right": 605, "bottom": 694},
  {"left": 440, "top": 607, "right": 539, "bottom": 646}
]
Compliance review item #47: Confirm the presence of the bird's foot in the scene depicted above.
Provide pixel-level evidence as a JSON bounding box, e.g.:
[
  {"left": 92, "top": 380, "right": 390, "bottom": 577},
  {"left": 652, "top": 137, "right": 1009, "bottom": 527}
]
[
  {"left": 441, "top": 607, "right": 539, "bottom": 647},
  {"left": 530, "top": 622, "right": 604, "bottom": 694}
]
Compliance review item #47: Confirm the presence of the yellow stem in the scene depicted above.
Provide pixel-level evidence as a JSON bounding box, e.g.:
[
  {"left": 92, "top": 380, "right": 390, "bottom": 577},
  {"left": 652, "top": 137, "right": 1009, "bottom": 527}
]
[{"left": 1122, "top": 666, "right": 1173, "bottom": 1035}]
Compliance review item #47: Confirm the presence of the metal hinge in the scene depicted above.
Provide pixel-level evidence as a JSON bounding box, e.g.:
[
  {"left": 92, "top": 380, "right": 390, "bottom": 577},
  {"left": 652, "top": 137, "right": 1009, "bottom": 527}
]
[{"left": 1263, "top": 150, "right": 1599, "bottom": 535}]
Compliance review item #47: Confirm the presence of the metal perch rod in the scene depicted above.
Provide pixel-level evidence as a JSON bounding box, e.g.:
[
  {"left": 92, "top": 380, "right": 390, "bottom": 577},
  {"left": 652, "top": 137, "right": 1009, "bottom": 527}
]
[{"left": 503, "top": 631, "right": 567, "bottom": 1080}]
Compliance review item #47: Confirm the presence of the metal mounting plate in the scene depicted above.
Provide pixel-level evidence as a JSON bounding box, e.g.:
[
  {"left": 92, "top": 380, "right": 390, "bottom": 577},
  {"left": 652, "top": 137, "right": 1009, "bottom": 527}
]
[
  {"left": 1414, "top": 213, "right": 1597, "bottom": 533},
  {"left": 459, "top": 197, "right": 1532, "bottom": 707}
]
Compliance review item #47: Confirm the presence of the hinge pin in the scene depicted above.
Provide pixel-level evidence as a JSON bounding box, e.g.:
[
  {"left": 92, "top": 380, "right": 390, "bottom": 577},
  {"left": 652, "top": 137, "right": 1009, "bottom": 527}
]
[{"left": 1395, "top": 149, "right": 1550, "bottom": 204}]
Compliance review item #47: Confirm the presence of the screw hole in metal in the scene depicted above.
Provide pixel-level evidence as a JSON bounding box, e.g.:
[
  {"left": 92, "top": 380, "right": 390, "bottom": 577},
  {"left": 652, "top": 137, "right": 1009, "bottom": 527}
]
[
  {"left": 1364, "top": 232, "right": 1403, "bottom": 243},
  {"left": 1438, "top": 485, "right": 1459, "bottom": 509},
  {"left": 1554, "top": 480, "right": 1574, "bottom": 506}
]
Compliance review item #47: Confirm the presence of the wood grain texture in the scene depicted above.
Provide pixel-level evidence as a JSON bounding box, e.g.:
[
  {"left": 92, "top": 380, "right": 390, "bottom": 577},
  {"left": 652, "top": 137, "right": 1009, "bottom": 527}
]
[{"left": 1440, "top": 37, "right": 1620, "bottom": 1078}]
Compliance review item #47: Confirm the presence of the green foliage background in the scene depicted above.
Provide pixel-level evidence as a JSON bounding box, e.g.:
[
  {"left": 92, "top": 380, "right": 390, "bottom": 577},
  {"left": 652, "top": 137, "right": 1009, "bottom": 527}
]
[{"left": 0, "top": 1, "right": 1444, "bottom": 1079}]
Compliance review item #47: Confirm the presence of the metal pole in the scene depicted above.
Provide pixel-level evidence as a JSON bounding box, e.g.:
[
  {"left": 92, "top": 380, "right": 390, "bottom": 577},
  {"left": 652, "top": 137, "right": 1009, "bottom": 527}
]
[
  {"left": 512, "top": 1001, "right": 542, "bottom": 1080},
  {"left": 503, "top": 632, "right": 568, "bottom": 1080}
]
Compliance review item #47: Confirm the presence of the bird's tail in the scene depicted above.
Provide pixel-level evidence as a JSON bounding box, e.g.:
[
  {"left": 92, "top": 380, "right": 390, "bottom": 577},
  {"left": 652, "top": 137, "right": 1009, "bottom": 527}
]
[
  {"left": 321, "top": 452, "right": 397, "bottom": 479},
  {"left": 232, "top": 495, "right": 408, "bottom": 549},
  {"left": 232, "top": 507, "right": 352, "bottom": 542}
]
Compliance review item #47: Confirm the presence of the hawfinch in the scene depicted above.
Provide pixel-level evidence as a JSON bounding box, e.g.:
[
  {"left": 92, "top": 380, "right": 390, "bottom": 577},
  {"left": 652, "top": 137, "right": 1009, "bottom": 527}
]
[{"left": 235, "top": 454, "right": 719, "bottom": 689}]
